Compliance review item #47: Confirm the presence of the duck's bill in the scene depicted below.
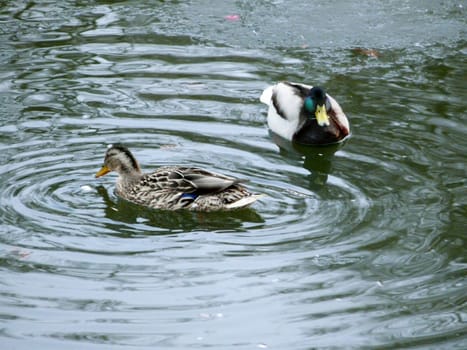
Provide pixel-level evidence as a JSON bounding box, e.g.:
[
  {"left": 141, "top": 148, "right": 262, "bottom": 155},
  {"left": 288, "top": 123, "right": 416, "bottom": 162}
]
[
  {"left": 95, "top": 165, "right": 111, "bottom": 178},
  {"left": 315, "top": 104, "right": 330, "bottom": 127}
]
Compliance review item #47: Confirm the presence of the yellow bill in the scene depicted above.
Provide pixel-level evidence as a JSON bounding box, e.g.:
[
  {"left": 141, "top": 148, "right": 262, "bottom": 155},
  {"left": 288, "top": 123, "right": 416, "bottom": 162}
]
[
  {"left": 95, "top": 165, "right": 111, "bottom": 178},
  {"left": 315, "top": 104, "right": 330, "bottom": 127}
]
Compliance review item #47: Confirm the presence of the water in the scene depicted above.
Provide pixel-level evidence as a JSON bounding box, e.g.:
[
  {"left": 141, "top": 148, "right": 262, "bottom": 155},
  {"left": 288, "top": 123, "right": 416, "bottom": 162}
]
[{"left": 0, "top": 1, "right": 466, "bottom": 349}]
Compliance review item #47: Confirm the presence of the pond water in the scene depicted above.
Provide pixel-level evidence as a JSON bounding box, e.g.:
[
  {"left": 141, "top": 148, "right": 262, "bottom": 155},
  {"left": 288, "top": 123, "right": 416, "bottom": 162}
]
[{"left": 0, "top": 1, "right": 466, "bottom": 349}]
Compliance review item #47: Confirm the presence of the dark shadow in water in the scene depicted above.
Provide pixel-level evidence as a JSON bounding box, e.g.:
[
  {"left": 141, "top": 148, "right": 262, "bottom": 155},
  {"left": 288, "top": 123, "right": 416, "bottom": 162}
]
[
  {"left": 270, "top": 131, "right": 349, "bottom": 189},
  {"left": 96, "top": 186, "right": 264, "bottom": 234}
]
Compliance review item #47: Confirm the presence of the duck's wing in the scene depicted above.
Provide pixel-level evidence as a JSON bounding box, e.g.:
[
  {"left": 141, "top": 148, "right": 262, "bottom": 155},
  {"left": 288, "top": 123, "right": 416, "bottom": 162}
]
[
  {"left": 260, "top": 81, "right": 311, "bottom": 104},
  {"left": 326, "top": 94, "right": 350, "bottom": 133},
  {"left": 182, "top": 171, "right": 243, "bottom": 193},
  {"left": 148, "top": 167, "right": 244, "bottom": 194},
  {"left": 260, "top": 82, "right": 311, "bottom": 121}
]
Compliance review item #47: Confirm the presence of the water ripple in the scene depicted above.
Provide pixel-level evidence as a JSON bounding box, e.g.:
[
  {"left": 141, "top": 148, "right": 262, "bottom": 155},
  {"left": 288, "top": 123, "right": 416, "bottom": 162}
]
[{"left": 1, "top": 1, "right": 466, "bottom": 349}]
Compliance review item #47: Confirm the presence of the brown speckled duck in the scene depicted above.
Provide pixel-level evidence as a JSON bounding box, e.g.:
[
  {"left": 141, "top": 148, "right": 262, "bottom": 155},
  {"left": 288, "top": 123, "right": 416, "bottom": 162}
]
[
  {"left": 260, "top": 82, "right": 350, "bottom": 145},
  {"left": 95, "top": 144, "right": 262, "bottom": 211}
]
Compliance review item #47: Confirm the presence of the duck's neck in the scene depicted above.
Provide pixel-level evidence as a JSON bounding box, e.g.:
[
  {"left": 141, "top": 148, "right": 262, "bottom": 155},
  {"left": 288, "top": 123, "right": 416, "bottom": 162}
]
[{"left": 116, "top": 168, "right": 143, "bottom": 192}]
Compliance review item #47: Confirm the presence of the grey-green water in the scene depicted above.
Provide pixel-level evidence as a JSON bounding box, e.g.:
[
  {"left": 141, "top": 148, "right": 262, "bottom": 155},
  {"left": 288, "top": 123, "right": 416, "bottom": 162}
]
[{"left": 0, "top": 1, "right": 466, "bottom": 349}]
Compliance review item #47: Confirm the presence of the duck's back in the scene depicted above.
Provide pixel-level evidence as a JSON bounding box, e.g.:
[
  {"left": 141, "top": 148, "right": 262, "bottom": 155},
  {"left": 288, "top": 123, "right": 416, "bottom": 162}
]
[{"left": 116, "top": 166, "right": 261, "bottom": 211}]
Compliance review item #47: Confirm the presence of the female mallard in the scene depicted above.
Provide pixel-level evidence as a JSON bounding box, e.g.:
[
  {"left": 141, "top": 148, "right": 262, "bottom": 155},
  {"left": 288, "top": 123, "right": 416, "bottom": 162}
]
[
  {"left": 95, "top": 144, "right": 262, "bottom": 211},
  {"left": 260, "top": 82, "right": 350, "bottom": 145}
]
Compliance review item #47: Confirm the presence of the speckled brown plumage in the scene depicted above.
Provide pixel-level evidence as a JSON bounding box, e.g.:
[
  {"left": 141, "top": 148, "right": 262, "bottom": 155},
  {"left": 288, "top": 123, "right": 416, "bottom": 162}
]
[{"left": 95, "top": 144, "right": 262, "bottom": 211}]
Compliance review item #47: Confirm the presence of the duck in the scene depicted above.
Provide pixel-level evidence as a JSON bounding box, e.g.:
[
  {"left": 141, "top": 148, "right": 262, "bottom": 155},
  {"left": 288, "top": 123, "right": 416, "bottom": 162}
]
[
  {"left": 260, "top": 82, "right": 350, "bottom": 145},
  {"left": 95, "top": 144, "right": 262, "bottom": 211}
]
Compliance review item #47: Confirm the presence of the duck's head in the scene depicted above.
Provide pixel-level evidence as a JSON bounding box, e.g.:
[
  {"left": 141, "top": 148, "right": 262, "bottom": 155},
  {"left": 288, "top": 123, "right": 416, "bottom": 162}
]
[
  {"left": 95, "top": 143, "right": 141, "bottom": 178},
  {"left": 304, "top": 87, "right": 331, "bottom": 127}
]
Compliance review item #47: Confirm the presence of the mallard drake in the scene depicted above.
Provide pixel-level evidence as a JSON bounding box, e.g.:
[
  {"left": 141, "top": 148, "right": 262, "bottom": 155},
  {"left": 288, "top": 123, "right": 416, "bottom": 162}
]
[
  {"left": 95, "top": 144, "right": 262, "bottom": 211},
  {"left": 260, "top": 82, "right": 350, "bottom": 145}
]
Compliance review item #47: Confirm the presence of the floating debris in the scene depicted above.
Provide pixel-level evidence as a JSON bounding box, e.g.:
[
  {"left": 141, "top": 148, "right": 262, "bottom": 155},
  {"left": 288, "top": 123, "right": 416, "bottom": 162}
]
[
  {"left": 352, "top": 48, "right": 381, "bottom": 58},
  {"left": 224, "top": 14, "right": 240, "bottom": 21},
  {"left": 10, "top": 249, "right": 31, "bottom": 259}
]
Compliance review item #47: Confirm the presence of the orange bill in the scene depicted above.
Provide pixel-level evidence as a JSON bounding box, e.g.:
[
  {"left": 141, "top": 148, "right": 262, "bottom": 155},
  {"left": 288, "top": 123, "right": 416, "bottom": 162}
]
[{"left": 95, "top": 165, "right": 111, "bottom": 178}]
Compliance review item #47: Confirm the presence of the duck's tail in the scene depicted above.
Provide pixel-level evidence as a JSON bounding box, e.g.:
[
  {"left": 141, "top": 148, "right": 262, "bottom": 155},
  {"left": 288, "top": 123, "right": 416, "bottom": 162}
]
[
  {"left": 225, "top": 194, "right": 265, "bottom": 209},
  {"left": 259, "top": 85, "right": 274, "bottom": 105}
]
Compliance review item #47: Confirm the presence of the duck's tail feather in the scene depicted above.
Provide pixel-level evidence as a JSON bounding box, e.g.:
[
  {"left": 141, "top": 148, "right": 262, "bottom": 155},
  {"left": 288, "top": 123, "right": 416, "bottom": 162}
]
[
  {"left": 260, "top": 85, "right": 274, "bottom": 105},
  {"left": 225, "top": 194, "right": 265, "bottom": 209}
]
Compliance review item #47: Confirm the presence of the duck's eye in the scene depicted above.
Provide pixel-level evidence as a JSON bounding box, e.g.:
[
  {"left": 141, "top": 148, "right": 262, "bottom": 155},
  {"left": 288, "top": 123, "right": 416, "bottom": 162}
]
[{"left": 304, "top": 97, "right": 315, "bottom": 112}]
